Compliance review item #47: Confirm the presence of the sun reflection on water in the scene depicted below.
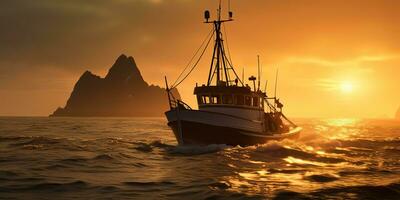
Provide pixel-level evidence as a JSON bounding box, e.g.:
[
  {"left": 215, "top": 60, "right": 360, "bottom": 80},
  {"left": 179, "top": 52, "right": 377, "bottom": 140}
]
[
  {"left": 325, "top": 118, "right": 359, "bottom": 127},
  {"left": 284, "top": 156, "right": 328, "bottom": 167},
  {"left": 209, "top": 118, "right": 400, "bottom": 197}
]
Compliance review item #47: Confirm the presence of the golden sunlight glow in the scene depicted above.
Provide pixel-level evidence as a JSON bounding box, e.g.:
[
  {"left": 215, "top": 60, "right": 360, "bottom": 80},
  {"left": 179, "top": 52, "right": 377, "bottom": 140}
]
[
  {"left": 325, "top": 118, "right": 359, "bottom": 126},
  {"left": 340, "top": 81, "right": 354, "bottom": 93}
]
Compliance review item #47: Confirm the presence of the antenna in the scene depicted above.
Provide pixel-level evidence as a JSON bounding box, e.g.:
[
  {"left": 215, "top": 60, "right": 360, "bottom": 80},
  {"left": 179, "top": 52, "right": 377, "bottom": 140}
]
[
  {"left": 257, "top": 55, "right": 261, "bottom": 91},
  {"left": 228, "top": 0, "right": 233, "bottom": 19},
  {"left": 264, "top": 80, "right": 268, "bottom": 93},
  {"left": 218, "top": 0, "right": 222, "bottom": 20},
  {"left": 274, "top": 68, "right": 279, "bottom": 98},
  {"left": 242, "top": 67, "right": 245, "bottom": 86}
]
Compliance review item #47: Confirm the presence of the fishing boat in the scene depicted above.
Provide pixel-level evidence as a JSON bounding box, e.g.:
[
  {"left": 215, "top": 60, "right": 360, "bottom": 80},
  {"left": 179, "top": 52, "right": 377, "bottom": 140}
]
[{"left": 164, "top": 1, "right": 301, "bottom": 146}]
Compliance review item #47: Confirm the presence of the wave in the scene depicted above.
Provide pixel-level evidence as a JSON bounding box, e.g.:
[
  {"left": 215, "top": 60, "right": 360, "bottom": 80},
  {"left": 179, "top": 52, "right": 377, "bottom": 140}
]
[
  {"left": 93, "top": 154, "right": 114, "bottom": 160},
  {"left": 274, "top": 182, "right": 400, "bottom": 200},
  {"left": 338, "top": 138, "right": 400, "bottom": 147},
  {"left": 131, "top": 140, "right": 174, "bottom": 153},
  {"left": 239, "top": 140, "right": 348, "bottom": 165},
  {"left": 134, "top": 142, "right": 153, "bottom": 152},
  {"left": 6, "top": 136, "right": 67, "bottom": 149},
  {"left": 168, "top": 144, "right": 230, "bottom": 156},
  {"left": 0, "top": 170, "right": 19, "bottom": 181},
  {"left": 60, "top": 153, "right": 115, "bottom": 163},
  {"left": 383, "top": 146, "right": 400, "bottom": 152},
  {"left": 29, "top": 180, "right": 89, "bottom": 191},
  {"left": 0, "top": 180, "right": 91, "bottom": 192},
  {"left": 0, "top": 136, "right": 30, "bottom": 142},
  {"left": 150, "top": 140, "right": 175, "bottom": 149},
  {"left": 131, "top": 140, "right": 230, "bottom": 156},
  {"left": 60, "top": 157, "right": 88, "bottom": 163},
  {"left": 303, "top": 173, "right": 339, "bottom": 183},
  {"left": 123, "top": 181, "right": 175, "bottom": 187},
  {"left": 0, "top": 170, "right": 18, "bottom": 177}
]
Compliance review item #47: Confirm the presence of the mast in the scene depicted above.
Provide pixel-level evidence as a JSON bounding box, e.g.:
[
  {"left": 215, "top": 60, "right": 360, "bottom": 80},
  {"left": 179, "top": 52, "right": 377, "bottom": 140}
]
[{"left": 205, "top": 0, "right": 238, "bottom": 86}]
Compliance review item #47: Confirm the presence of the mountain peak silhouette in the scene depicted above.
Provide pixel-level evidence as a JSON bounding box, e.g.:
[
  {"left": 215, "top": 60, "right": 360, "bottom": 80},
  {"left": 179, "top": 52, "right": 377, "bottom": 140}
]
[
  {"left": 50, "top": 54, "right": 180, "bottom": 117},
  {"left": 105, "top": 54, "right": 147, "bottom": 87},
  {"left": 78, "top": 70, "right": 101, "bottom": 82}
]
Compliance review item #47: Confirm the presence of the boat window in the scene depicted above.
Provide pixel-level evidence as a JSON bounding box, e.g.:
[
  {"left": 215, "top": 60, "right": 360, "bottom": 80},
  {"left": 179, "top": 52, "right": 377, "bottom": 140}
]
[
  {"left": 210, "top": 95, "right": 221, "bottom": 104},
  {"left": 197, "top": 96, "right": 203, "bottom": 104},
  {"left": 253, "top": 97, "right": 259, "bottom": 107},
  {"left": 222, "top": 95, "right": 233, "bottom": 104},
  {"left": 235, "top": 95, "right": 244, "bottom": 105},
  {"left": 203, "top": 96, "right": 210, "bottom": 104},
  {"left": 245, "top": 96, "right": 252, "bottom": 106}
]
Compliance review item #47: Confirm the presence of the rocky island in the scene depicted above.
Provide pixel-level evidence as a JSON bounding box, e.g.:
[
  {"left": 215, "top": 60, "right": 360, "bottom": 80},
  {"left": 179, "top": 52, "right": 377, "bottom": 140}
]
[{"left": 50, "top": 54, "right": 180, "bottom": 117}]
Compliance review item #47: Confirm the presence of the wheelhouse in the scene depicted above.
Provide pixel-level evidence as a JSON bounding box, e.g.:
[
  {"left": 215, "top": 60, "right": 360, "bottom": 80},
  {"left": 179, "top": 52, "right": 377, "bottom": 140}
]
[{"left": 194, "top": 85, "right": 265, "bottom": 111}]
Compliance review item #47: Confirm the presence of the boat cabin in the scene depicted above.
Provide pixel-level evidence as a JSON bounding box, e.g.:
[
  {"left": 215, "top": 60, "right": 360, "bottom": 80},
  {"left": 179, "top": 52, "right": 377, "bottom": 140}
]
[{"left": 194, "top": 85, "right": 266, "bottom": 120}]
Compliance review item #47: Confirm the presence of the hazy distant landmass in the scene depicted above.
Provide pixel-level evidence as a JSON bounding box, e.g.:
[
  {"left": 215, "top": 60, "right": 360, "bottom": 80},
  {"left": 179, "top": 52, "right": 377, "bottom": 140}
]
[
  {"left": 50, "top": 54, "right": 180, "bottom": 117},
  {"left": 396, "top": 106, "right": 400, "bottom": 119}
]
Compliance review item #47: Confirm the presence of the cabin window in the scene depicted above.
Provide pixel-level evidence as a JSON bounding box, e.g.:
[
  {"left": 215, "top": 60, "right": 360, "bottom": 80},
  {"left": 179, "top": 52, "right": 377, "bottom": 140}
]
[
  {"left": 245, "top": 96, "right": 252, "bottom": 106},
  {"left": 235, "top": 95, "right": 244, "bottom": 105},
  {"left": 202, "top": 96, "right": 210, "bottom": 104},
  {"left": 222, "top": 95, "right": 233, "bottom": 104},
  {"left": 253, "top": 97, "right": 259, "bottom": 107},
  {"left": 210, "top": 96, "right": 217, "bottom": 104},
  {"left": 197, "top": 96, "right": 204, "bottom": 104},
  {"left": 210, "top": 95, "right": 221, "bottom": 104}
]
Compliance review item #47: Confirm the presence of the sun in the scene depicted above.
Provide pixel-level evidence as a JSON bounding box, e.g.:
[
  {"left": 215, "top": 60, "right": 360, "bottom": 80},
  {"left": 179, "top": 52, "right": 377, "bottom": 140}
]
[{"left": 340, "top": 81, "right": 354, "bottom": 93}]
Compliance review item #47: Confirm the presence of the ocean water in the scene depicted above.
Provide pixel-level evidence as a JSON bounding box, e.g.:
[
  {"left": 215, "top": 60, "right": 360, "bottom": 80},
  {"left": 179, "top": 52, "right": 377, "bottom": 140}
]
[{"left": 0, "top": 117, "right": 399, "bottom": 200}]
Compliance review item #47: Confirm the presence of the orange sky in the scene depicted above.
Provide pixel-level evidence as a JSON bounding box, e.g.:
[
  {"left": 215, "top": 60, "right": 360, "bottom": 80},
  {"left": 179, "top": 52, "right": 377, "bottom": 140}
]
[{"left": 0, "top": 0, "right": 399, "bottom": 118}]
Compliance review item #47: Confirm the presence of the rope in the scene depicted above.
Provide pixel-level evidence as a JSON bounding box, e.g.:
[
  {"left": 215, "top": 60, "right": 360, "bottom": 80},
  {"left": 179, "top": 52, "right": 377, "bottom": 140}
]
[
  {"left": 222, "top": 23, "right": 244, "bottom": 86},
  {"left": 223, "top": 23, "right": 235, "bottom": 69},
  {"left": 170, "top": 28, "right": 214, "bottom": 88},
  {"left": 224, "top": 53, "right": 244, "bottom": 86},
  {"left": 170, "top": 29, "right": 215, "bottom": 89}
]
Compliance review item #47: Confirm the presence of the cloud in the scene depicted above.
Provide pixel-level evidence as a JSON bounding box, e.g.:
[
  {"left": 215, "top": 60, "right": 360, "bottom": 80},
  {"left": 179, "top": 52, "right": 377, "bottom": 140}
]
[
  {"left": 0, "top": 0, "right": 195, "bottom": 70},
  {"left": 0, "top": 0, "right": 399, "bottom": 116},
  {"left": 284, "top": 55, "right": 399, "bottom": 68}
]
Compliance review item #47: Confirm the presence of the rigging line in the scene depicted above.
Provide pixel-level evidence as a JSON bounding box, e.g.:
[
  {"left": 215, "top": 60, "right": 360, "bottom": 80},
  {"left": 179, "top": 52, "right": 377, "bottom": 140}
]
[
  {"left": 223, "top": 53, "right": 244, "bottom": 86},
  {"left": 222, "top": 23, "right": 235, "bottom": 67},
  {"left": 171, "top": 29, "right": 215, "bottom": 89},
  {"left": 223, "top": 54, "right": 241, "bottom": 84},
  {"left": 219, "top": 41, "right": 232, "bottom": 84},
  {"left": 171, "top": 28, "right": 214, "bottom": 87},
  {"left": 222, "top": 23, "right": 243, "bottom": 86},
  {"left": 219, "top": 38, "right": 230, "bottom": 85}
]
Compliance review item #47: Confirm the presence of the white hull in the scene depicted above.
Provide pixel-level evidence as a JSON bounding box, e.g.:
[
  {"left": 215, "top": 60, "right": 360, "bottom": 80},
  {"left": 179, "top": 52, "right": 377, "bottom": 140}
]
[{"left": 165, "top": 109, "right": 301, "bottom": 146}]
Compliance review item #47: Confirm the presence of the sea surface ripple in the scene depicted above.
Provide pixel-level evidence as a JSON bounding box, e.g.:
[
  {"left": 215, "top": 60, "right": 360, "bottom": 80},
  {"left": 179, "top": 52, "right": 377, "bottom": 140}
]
[{"left": 0, "top": 117, "right": 399, "bottom": 199}]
